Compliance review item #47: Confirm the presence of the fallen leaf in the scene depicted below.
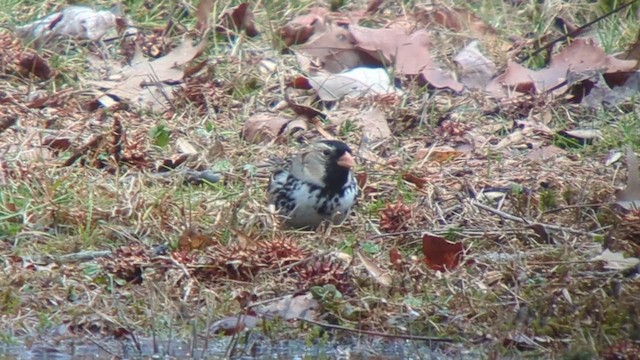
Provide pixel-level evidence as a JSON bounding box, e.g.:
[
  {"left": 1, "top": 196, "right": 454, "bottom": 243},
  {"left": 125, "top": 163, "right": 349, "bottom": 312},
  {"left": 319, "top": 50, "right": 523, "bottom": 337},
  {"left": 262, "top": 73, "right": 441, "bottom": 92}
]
[
  {"left": 525, "top": 145, "right": 567, "bottom": 161},
  {"left": 402, "top": 172, "right": 428, "bottom": 189},
  {"left": 389, "top": 247, "right": 404, "bottom": 272},
  {"left": 218, "top": 2, "right": 258, "bottom": 37},
  {"left": 89, "top": 37, "right": 207, "bottom": 111},
  {"left": 16, "top": 6, "right": 120, "bottom": 44},
  {"left": 307, "top": 67, "right": 401, "bottom": 101},
  {"left": 557, "top": 129, "right": 603, "bottom": 146},
  {"left": 422, "top": 234, "right": 465, "bottom": 271},
  {"left": 416, "top": 145, "right": 464, "bottom": 163},
  {"left": 356, "top": 250, "right": 391, "bottom": 287},
  {"left": 487, "top": 38, "right": 637, "bottom": 98},
  {"left": 355, "top": 108, "right": 391, "bottom": 141},
  {"left": 241, "top": 113, "right": 291, "bottom": 143},
  {"left": 592, "top": 249, "right": 640, "bottom": 271},
  {"left": 253, "top": 293, "right": 319, "bottom": 320},
  {"left": 294, "top": 23, "right": 363, "bottom": 73},
  {"left": 453, "top": 41, "right": 496, "bottom": 89},
  {"left": 616, "top": 147, "right": 640, "bottom": 210},
  {"left": 414, "top": 6, "right": 498, "bottom": 40},
  {"left": 175, "top": 138, "right": 198, "bottom": 155},
  {"left": 177, "top": 228, "right": 215, "bottom": 251},
  {"left": 19, "top": 53, "right": 52, "bottom": 80},
  {"left": 350, "top": 26, "right": 463, "bottom": 92},
  {"left": 195, "top": 0, "right": 215, "bottom": 32}
]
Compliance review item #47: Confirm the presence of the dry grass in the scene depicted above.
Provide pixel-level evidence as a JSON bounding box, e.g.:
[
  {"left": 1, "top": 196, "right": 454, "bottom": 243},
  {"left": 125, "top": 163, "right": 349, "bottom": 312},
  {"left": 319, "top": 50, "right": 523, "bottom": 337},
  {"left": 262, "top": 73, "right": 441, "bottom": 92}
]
[{"left": 1, "top": 0, "right": 640, "bottom": 358}]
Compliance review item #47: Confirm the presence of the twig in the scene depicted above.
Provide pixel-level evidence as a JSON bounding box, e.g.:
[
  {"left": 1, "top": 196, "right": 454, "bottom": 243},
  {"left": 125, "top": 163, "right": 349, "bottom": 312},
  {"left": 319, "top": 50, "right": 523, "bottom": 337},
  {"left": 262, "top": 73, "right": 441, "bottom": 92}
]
[
  {"left": 28, "top": 250, "right": 113, "bottom": 264},
  {"left": 541, "top": 203, "right": 605, "bottom": 215},
  {"left": 472, "top": 201, "right": 601, "bottom": 237},
  {"left": 262, "top": 250, "right": 333, "bottom": 274},
  {"left": 366, "top": 230, "right": 426, "bottom": 241},
  {"left": 296, "top": 317, "right": 456, "bottom": 343}
]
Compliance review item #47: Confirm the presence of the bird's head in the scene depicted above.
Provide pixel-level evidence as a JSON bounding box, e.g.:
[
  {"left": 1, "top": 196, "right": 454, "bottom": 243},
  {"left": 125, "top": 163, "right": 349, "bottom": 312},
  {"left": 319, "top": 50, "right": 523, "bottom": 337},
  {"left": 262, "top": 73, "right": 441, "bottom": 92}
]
[{"left": 291, "top": 140, "right": 355, "bottom": 191}]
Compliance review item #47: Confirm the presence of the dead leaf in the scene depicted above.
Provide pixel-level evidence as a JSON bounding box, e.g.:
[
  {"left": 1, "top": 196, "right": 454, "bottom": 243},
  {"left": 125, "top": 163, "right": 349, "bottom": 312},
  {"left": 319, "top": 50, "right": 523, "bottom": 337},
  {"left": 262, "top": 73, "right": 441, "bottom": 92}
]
[
  {"left": 294, "top": 23, "right": 362, "bottom": 73},
  {"left": 454, "top": 41, "right": 496, "bottom": 89},
  {"left": 16, "top": 6, "right": 120, "bottom": 44},
  {"left": 241, "top": 113, "right": 291, "bottom": 143},
  {"left": 278, "top": 10, "right": 326, "bottom": 47},
  {"left": 89, "top": 37, "right": 207, "bottom": 111},
  {"left": 350, "top": 26, "right": 463, "bottom": 92},
  {"left": 389, "top": 247, "right": 404, "bottom": 272},
  {"left": 616, "top": 147, "right": 640, "bottom": 210},
  {"left": 307, "top": 67, "right": 401, "bottom": 101},
  {"left": 355, "top": 108, "right": 391, "bottom": 141},
  {"left": 402, "top": 172, "right": 428, "bottom": 189},
  {"left": 487, "top": 38, "right": 637, "bottom": 98},
  {"left": 176, "top": 138, "right": 198, "bottom": 155},
  {"left": 525, "top": 145, "right": 567, "bottom": 161},
  {"left": 422, "top": 234, "right": 465, "bottom": 271},
  {"left": 415, "top": 6, "right": 497, "bottom": 40},
  {"left": 253, "top": 293, "right": 319, "bottom": 321},
  {"left": 218, "top": 2, "right": 258, "bottom": 37},
  {"left": 19, "top": 53, "right": 52, "bottom": 80},
  {"left": 42, "top": 136, "right": 72, "bottom": 151},
  {"left": 592, "top": 249, "right": 640, "bottom": 271},
  {"left": 557, "top": 129, "right": 603, "bottom": 146},
  {"left": 416, "top": 145, "right": 464, "bottom": 163},
  {"left": 195, "top": 0, "right": 215, "bottom": 32},
  {"left": 178, "top": 228, "right": 215, "bottom": 251},
  {"left": 356, "top": 250, "right": 391, "bottom": 287}
]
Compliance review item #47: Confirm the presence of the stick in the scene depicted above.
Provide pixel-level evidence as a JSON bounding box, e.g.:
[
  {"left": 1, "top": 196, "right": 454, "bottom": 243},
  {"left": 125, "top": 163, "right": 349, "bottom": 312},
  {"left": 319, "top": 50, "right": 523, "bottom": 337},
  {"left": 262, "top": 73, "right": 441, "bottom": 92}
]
[{"left": 472, "top": 201, "right": 601, "bottom": 237}]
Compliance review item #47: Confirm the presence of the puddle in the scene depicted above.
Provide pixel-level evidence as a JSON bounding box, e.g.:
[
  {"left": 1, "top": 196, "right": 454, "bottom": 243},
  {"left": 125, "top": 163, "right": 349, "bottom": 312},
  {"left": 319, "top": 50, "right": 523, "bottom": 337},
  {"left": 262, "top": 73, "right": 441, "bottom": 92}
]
[{"left": 0, "top": 335, "right": 483, "bottom": 359}]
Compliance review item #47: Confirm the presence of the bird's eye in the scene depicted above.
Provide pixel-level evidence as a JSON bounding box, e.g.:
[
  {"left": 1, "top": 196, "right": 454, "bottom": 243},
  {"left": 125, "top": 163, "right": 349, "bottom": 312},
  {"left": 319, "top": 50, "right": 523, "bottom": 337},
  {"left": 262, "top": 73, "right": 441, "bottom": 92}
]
[{"left": 322, "top": 149, "right": 331, "bottom": 156}]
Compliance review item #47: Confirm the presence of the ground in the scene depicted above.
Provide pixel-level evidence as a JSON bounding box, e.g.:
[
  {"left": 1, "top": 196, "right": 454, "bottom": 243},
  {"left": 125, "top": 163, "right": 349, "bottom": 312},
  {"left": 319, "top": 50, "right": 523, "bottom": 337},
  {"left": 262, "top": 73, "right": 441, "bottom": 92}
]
[{"left": 1, "top": 0, "right": 640, "bottom": 358}]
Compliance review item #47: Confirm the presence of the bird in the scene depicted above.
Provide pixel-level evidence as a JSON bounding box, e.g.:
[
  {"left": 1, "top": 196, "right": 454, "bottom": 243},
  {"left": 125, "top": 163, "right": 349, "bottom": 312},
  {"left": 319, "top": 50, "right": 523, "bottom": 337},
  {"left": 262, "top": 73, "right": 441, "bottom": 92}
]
[{"left": 267, "top": 140, "right": 358, "bottom": 229}]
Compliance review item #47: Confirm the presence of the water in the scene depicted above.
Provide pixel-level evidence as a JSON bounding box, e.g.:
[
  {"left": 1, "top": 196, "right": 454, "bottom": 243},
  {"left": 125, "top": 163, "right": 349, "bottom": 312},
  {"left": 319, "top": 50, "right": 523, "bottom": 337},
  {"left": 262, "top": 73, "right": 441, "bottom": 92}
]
[{"left": 0, "top": 335, "right": 479, "bottom": 359}]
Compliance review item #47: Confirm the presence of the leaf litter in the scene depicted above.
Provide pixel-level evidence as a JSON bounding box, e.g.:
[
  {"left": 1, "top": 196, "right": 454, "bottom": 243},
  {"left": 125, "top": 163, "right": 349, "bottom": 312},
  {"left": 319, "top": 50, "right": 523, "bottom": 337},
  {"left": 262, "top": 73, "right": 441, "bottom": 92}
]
[{"left": 2, "top": 0, "right": 640, "bottom": 358}]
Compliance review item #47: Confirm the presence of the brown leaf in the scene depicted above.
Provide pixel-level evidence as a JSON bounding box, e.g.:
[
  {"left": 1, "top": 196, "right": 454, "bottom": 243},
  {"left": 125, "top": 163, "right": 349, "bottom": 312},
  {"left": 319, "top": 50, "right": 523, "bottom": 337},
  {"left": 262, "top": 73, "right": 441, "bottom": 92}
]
[
  {"left": 350, "top": 26, "right": 463, "bottom": 91},
  {"left": 284, "top": 92, "right": 326, "bottom": 120},
  {"left": 415, "top": 6, "right": 497, "bottom": 40},
  {"left": 356, "top": 108, "right": 391, "bottom": 141},
  {"left": 402, "top": 172, "right": 427, "bottom": 189},
  {"left": 42, "top": 136, "right": 72, "bottom": 151},
  {"left": 422, "top": 234, "right": 465, "bottom": 271},
  {"left": 356, "top": 250, "right": 391, "bottom": 287},
  {"left": 178, "top": 228, "right": 216, "bottom": 251},
  {"left": 218, "top": 3, "right": 258, "bottom": 37},
  {"left": 294, "top": 23, "right": 362, "bottom": 73},
  {"left": 366, "top": 0, "right": 384, "bottom": 14},
  {"left": 241, "top": 113, "right": 291, "bottom": 144},
  {"left": 525, "top": 145, "right": 567, "bottom": 161},
  {"left": 195, "top": 0, "right": 215, "bottom": 32},
  {"left": 89, "top": 37, "right": 206, "bottom": 111},
  {"left": 19, "top": 53, "right": 52, "bottom": 80},
  {"left": 416, "top": 145, "right": 464, "bottom": 163},
  {"left": 487, "top": 38, "right": 637, "bottom": 98},
  {"left": 277, "top": 10, "right": 326, "bottom": 47},
  {"left": 355, "top": 171, "right": 368, "bottom": 189},
  {"left": 389, "top": 247, "right": 403, "bottom": 272}
]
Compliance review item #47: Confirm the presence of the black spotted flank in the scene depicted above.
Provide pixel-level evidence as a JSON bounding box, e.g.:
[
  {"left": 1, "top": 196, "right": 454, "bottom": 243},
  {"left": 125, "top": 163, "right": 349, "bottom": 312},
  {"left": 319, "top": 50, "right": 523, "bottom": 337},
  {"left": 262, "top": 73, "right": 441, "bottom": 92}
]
[{"left": 267, "top": 141, "right": 357, "bottom": 229}]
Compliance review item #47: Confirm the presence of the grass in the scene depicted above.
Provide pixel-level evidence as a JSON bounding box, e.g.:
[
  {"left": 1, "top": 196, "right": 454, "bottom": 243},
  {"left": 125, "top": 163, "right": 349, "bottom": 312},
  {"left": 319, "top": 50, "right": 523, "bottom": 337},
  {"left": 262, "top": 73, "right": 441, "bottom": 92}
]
[{"left": 1, "top": 0, "right": 640, "bottom": 357}]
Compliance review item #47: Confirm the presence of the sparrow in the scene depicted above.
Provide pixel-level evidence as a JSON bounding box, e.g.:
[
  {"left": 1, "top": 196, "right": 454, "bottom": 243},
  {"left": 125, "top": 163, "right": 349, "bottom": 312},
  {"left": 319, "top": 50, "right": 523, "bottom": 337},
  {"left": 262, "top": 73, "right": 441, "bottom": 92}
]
[{"left": 268, "top": 140, "right": 358, "bottom": 229}]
